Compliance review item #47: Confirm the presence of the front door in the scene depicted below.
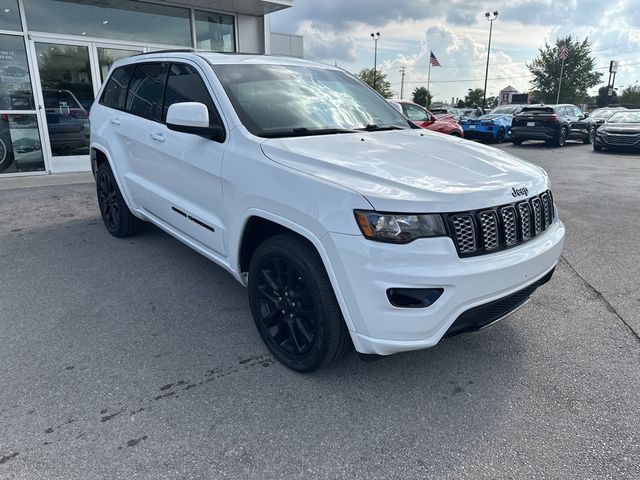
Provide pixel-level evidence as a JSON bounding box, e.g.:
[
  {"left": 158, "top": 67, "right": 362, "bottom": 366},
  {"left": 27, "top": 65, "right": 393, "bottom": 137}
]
[{"left": 30, "top": 38, "right": 142, "bottom": 173}]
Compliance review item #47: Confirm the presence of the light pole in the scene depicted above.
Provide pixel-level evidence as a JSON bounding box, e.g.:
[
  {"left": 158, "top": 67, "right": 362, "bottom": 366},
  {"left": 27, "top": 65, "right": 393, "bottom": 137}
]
[
  {"left": 482, "top": 11, "right": 498, "bottom": 110},
  {"left": 370, "top": 32, "right": 380, "bottom": 91}
]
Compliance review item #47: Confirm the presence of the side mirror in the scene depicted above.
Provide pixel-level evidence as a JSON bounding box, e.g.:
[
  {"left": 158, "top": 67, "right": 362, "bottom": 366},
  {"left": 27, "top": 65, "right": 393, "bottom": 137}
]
[{"left": 166, "top": 102, "right": 225, "bottom": 142}]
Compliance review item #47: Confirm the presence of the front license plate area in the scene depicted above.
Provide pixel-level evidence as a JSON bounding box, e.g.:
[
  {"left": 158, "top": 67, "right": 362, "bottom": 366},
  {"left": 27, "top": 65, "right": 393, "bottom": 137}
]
[{"left": 527, "top": 122, "right": 535, "bottom": 127}]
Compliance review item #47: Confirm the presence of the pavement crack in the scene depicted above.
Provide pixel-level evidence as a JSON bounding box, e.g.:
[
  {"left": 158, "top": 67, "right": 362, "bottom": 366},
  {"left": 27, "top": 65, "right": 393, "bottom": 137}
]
[{"left": 560, "top": 255, "right": 640, "bottom": 343}]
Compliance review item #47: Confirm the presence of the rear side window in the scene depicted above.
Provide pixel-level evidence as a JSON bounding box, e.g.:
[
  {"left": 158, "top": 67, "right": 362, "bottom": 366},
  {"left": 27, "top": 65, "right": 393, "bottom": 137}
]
[
  {"left": 100, "top": 65, "right": 133, "bottom": 110},
  {"left": 163, "top": 63, "right": 222, "bottom": 127},
  {"left": 126, "top": 63, "right": 166, "bottom": 121}
]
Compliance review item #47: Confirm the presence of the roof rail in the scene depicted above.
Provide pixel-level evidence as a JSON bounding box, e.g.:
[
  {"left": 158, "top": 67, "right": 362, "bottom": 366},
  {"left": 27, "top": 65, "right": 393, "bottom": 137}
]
[{"left": 133, "top": 48, "right": 195, "bottom": 56}]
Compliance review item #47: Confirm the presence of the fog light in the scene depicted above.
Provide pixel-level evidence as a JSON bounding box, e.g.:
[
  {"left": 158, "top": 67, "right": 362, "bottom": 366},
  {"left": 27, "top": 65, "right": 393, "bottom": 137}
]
[{"left": 387, "top": 288, "right": 444, "bottom": 308}]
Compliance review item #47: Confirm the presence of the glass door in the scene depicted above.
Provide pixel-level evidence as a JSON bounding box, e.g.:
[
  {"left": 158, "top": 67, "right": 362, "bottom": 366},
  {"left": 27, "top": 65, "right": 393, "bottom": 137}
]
[
  {"left": 30, "top": 38, "right": 142, "bottom": 173},
  {"left": 33, "top": 40, "right": 93, "bottom": 172}
]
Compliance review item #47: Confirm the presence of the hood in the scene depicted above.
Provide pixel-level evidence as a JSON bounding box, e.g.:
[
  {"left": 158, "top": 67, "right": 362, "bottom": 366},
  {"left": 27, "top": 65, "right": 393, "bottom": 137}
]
[
  {"left": 261, "top": 129, "right": 548, "bottom": 212},
  {"left": 601, "top": 123, "right": 640, "bottom": 134}
]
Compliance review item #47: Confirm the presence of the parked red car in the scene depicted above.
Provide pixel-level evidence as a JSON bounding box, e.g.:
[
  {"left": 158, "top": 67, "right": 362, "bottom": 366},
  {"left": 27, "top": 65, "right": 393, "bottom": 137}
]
[{"left": 389, "top": 100, "right": 464, "bottom": 137}]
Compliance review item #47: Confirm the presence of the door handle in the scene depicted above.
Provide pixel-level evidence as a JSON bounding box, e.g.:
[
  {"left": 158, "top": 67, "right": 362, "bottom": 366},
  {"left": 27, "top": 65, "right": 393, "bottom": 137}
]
[
  {"left": 109, "top": 117, "right": 121, "bottom": 126},
  {"left": 150, "top": 132, "right": 165, "bottom": 142}
]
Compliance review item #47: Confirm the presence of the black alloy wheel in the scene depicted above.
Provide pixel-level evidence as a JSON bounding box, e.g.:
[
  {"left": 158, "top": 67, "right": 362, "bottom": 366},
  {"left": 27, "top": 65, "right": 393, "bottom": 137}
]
[
  {"left": 98, "top": 167, "right": 120, "bottom": 232},
  {"left": 496, "top": 127, "right": 506, "bottom": 143},
  {"left": 584, "top": 127, "right": 596, "bottom": 144},
  {"left": 96, "top": 162, "right": 144, "bottom": 237},
  {"left": 248, "top": 234, "right": 350, "bottom": 372}
]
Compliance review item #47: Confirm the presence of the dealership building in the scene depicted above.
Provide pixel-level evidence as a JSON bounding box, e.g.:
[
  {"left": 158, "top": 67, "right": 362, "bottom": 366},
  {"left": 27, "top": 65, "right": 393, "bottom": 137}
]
[{"left": 0, "top": 0, "right": 299, "bottom": 177}]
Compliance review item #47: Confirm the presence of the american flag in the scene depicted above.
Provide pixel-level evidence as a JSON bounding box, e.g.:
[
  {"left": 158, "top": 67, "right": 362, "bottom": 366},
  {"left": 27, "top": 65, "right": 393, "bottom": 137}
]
[
  {"left": 430, "top": 51, "right": 441, "bottom": 67},
  {"left": 559, "top": 44, "right": 569, "bottom": 60}
]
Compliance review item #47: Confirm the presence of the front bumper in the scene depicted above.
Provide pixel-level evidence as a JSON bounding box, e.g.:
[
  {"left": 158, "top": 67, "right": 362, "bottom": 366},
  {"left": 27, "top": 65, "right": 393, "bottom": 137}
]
[
  {"left": 323, "top": 220, "right": 565, "bottom": 355},
  {"left": 595, "top": 132, "right": 640, "bottom": 149}
]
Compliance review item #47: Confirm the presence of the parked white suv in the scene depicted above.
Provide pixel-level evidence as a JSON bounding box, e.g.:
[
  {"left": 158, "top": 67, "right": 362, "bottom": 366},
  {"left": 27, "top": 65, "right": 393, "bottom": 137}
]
[{"left": 90, "top": 52, "right": 565, "bottom": 372}]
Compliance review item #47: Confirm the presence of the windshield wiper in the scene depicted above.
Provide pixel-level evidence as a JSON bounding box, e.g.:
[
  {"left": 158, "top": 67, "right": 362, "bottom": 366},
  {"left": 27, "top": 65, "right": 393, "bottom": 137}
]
[
  {"left": 261, "top": 127, "right": 359, "bottom": 138},
  {"left": 357, "top": 124, "right": 406, "bottom": 131}
]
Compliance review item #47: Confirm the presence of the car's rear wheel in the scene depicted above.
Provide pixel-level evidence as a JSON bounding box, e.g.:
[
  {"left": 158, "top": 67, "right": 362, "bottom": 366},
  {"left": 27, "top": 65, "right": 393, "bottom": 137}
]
[
  {"left": 96, "top": 162, "right": 144, "bottom": 237},
  {"left": 584, "top": 127, "right": 596, "bottom": 144},
  {"left": 248, "top": 234, "right": 351, "bottom": 372},
  {"left": 0, "top": 136, "right": 15, "bottom": 173},
  {"left": 512, "top": 138, "right": 524, "bottom": 145},
  {"left": 496, "top": 127, "right": 506, "bottom": 143},
  {"left": 554, "top": 127, "right": 568, "bottom": 147}
]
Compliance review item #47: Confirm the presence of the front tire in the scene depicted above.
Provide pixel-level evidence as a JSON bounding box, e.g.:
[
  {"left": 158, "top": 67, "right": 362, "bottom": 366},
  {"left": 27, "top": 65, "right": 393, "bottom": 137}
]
[
  {"left": 248, "top": 234, "right": 350, "bottom": 372},
  {"left": 584, "top": 127, "right": 595, "bottom": 144},
  {"left": 512, "top": 138, "right": 524, "bottom": 145},
  {"left": 96, "top": 162, "right": 144, "bottom": 238},
  {"left": 496, "top": 127, "right": 506, "bottom": 143},
  {"left": 593, "top": 142, "right": 603, "bottom": 152}
]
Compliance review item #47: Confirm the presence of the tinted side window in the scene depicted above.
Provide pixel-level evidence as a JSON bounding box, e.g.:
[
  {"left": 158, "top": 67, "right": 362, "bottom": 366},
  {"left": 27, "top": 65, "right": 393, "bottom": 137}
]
[
  {"left": 126, "top": 63, "right": 166, "bottom": 121},
  {"left": 100, "top": 64, "right": 133, "bottom": 110},
  {"left": 163, "top": 63, "right": 221, "bottom": 127}
]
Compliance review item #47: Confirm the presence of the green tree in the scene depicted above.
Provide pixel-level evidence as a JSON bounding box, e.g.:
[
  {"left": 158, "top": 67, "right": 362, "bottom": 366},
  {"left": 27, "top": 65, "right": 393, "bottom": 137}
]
[
  {"left": 356, "top": 68, "right": 393, "bottom": 98},
  {"left": 595, "top": 86, "right": 617, "bottom": 107},
  {"left": 464, "top": 88, "right": 484, "bottom": 107},
  {"left": 411, "top": 86, "right": 433, "bottom": 108},
  {"left": 527, "top": 36, "right": 602, "bottom": 104},
  {"left": 456, "top": 99, "right": 466, "bottom": 108},
  {"left": 618, "top": 85, "right": 640, "bottom": 106}
]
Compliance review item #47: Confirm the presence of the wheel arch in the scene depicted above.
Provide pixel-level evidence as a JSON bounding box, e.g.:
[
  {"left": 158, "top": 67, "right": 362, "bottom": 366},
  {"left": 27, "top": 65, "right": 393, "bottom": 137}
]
[
  {"left": 236, "top": 210, "right": 358, "bottom": 333},
  {"left": 90, "top": 144, "right": 137, "bottom": 215}
]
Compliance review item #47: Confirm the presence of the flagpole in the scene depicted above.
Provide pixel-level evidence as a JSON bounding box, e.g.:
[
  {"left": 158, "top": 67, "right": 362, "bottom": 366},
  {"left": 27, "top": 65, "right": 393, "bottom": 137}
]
[
  {"left": 427, "top": 58, "right": 432, "bottom": 109},
  {"left": 556, "top": 57, "right": 565, "bottom": 104}
]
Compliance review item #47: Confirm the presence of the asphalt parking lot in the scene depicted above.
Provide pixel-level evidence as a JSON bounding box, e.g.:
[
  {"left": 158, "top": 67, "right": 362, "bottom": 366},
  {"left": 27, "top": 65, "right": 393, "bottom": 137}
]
[{"left": 1, "top": 141, "right": 639, "bottom": 479}]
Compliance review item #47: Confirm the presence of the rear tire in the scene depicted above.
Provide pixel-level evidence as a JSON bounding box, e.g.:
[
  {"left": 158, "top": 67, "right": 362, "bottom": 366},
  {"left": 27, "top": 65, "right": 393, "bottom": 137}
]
[
  {"left": 554, "top": 127, "right": 568, "bottom": 147},
  {"left": 248, "top": 233, "right": 351, "bottom": 372},
  {"left": 96, "top": 162, "right": 144, "bottom": 238},
  {"left": 593, "top": 143, "right": 603, "bottom": 152}
]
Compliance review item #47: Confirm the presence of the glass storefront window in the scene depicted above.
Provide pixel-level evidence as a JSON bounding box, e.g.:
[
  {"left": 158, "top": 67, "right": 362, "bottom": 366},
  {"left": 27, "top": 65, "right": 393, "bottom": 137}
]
[
  {"left": 98, "top": 47, "right": 141, "bottom": 82},
  {"left": 0, "top": 35, "right": 34, "bottom": 110},
  {"left": 0, "top": 114, "right": 45, "bottom": 173},
  {"left": 195, "top": 11, "right": 235, "bottom": 52},
  {"left": 0, "top": 0, "right": 21, "bottom": 31},
  {"left": 23, "top": 0, "right": 191, "bottom": 46}
]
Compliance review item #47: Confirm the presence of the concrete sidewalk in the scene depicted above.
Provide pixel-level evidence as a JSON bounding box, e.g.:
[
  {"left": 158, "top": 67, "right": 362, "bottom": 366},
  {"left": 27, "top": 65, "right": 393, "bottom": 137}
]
[{"left": 0, "top": 172, "right": 94, "bottom": 191}]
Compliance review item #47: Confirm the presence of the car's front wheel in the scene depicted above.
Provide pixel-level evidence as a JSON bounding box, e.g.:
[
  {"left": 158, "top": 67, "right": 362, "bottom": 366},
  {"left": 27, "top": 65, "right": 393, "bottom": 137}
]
[
  {"left": 96, "top": 162, "right": 144, "bottom": 238},
  {"left": 512, "top": 138, "right": 524, "bottom": 145},
  {"left": 593, "top": 142, "right": 603, "bottom": 152},
  {"left": 248, "top": 234, "right": 351, "bottom": 372},
  {"left": 584, "top": 127, "right": 596, "bottom": 144},
  {"left": 496, "top": 127, "right": 506, "bottom": 143}
]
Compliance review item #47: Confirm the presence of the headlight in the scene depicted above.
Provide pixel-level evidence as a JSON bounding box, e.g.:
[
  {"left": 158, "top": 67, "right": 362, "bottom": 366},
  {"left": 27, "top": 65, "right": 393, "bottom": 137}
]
[{"left": 354, "top": 210, "right": 447, "bottom": 244}]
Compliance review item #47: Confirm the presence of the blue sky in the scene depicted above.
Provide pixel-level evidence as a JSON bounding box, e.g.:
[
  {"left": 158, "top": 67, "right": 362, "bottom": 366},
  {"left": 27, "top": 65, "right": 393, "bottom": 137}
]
[{"left": 270, "top": 0, "right": 640, "bottom": 103}]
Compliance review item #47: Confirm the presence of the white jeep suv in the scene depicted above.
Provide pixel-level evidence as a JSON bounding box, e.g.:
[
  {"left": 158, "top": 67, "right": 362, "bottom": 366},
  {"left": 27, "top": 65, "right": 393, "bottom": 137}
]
[{"left": 90, "top": 51, "right": 565, "bottom": 372}]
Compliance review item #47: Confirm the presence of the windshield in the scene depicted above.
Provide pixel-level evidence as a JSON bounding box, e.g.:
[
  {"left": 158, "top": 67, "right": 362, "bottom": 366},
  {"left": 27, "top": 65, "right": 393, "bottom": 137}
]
[
  {"left": 490, "top": 105, "right": 520, "bottom": 114},
  {"left": 607, "top": 111, "right": 640, "bottom": 123},
  {"left": 591, "top": 109, "right": 622, "bottom": 120},
  {"left": 211, "top": 63, "right": 409, "bottom": 137}
]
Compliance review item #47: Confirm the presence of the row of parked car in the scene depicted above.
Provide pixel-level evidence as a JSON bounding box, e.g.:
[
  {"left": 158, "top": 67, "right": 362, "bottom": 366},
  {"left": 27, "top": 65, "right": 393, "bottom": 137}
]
[{"left": 389, "top": 100, "right": 639, "bottom": 152}]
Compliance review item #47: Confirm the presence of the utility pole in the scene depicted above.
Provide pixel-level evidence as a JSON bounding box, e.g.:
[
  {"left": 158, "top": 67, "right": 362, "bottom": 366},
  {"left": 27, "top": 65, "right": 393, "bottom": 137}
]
[
  {"left": 482, "top": 11, "right": 498, "bottom": 109},
  {"left": 370, "top": 32, "right": 381, "bottom": 91},
  {"left": 607, "top": 60, "right": 619, "bottom": 105},
  {"left": 399, "top": 66, "right": 406, "bottom": 99}
]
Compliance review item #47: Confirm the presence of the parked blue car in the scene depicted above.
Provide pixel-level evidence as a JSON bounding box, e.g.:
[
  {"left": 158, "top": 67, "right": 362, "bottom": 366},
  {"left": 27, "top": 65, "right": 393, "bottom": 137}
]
[{"left": 460, "top": 105, "right": 524, "bottom": 143}]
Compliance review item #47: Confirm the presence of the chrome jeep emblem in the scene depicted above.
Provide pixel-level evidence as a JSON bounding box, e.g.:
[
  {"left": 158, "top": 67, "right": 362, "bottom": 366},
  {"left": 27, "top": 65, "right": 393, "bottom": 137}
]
[{"left": 511, "top": 186, "right": 529, "bottom": 198}]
